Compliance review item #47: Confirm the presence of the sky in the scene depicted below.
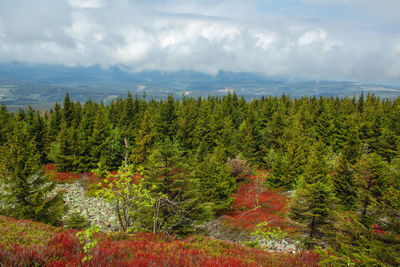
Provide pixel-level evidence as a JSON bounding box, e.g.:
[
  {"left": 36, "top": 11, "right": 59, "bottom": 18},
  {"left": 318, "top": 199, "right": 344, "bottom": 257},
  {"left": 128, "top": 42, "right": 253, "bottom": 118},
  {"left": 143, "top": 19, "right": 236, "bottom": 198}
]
[{"left": 0, "top": 0, "right": 400, "bottom": 83}]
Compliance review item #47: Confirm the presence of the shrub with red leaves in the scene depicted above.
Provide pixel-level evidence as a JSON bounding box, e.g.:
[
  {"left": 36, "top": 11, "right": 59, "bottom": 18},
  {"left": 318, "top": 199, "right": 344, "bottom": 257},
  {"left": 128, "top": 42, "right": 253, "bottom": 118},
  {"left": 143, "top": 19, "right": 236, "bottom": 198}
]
[
  {"left": 227, "top": 170, "right": 287, "bottom": 230},
  {"left": 0, "top": 215, "right": 321, "bottom": 267}
]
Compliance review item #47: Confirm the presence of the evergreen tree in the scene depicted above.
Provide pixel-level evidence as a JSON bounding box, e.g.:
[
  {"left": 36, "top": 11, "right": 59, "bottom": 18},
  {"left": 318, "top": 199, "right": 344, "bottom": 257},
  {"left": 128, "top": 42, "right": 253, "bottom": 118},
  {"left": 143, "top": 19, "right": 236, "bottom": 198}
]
[
  {"left": 288, "top": 140, "right": 337, "bottom": 247},
  {"left": 315, "top": 100, "right": 340, "bottom": 150},
  {"left": 104, "top": 127, "right": 124, "bottom": 170},
  {"left": 0, "top": 103, "right": 12, "bottom": 145},
  {"left": 90, "top": 107, "right": 111, "bottom": 167},
  {"left": 217, "top": 114, "right": 238, "bottom": 159},
  {"left": 29, "top": 111, "right": 47, "bottom": 163},
  {"left": 268, "top": 122, "right": 309, "bottom": 189},
  {"left": 0, "top": 121, "right": 65, "bottom": 225},
  {"left": 55, "top": 122, "right": 82, "bottom": 171},
  {"left": 192, "top": 99, "right": 214, "bottom": 157},
  {"left": 131, "top": 109, "right": 155, "bottom": 165},
  {"left": 144, "top": 139, "right": 210, "bottom": 235},
  {"left": 156, "top": 94, "right": 178, "bottom": 141},
  {"left": 62, "top": 92, "right": 75, "bottom": 127},
  {"left": 239, "top": 105, "right": 263, "bottom": 165},
  {"left": 177, "top": 96, "right": 199, "bottom": 152},
  {"left": 354, "top": 152, "right": 389, "bottom": 227},
  {"left": 193, "top": 146, "right": 236, "bottom": 214},
  {"left": 384, "top": 157, "right": 400, "bottom": 234},
  {"left": 332, "top": 119, "right": 362, "bottom": 209},
  {"left": 119, "top": 92, "right": 137, "bottom": 142},
  {"left": 47, "top": 102, "right": 62, "bottom": 144}
]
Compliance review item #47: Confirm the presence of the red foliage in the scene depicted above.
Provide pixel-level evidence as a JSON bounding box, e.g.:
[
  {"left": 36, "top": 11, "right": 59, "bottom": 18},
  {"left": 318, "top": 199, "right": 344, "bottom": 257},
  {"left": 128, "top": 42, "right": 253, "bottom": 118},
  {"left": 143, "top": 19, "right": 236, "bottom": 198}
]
[
  {"left": 0, "top": 244, "right": 48, "bottom": 266},
  {"left": 43, "top": 164, "right": 128, "bottom": 186},
  {"left": 44, "top": 164, "right": 82, "bottom": 183},
  {"left": 227, "top": 170, "right": 288, "bottom": 230},
  {"left": 372, "top": 224, "right": 386, "bottom": 235},
  {"left": 0, "top": 218, "right": 321, "bottom": 267}
]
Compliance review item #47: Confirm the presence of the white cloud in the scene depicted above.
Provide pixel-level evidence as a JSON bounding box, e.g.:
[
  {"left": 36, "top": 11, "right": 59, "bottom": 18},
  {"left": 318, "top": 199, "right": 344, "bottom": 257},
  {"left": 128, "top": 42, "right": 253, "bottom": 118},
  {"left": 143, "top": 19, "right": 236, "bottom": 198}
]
[
  {"left": 298, "top": 28, "right": 327, "bottom": 46},
  {"left": 0, "top": 0, "right": 399, "bottom": 83},
  {"left": 68, "top": 0, "right": 107, "bottom": 9}
]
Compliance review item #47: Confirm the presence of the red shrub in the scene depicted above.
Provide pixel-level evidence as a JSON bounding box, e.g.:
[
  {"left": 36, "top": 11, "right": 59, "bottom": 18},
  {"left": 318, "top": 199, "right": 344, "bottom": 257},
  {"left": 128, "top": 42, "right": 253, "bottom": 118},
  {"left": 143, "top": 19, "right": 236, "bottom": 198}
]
[
  {"left": 227, "top": 170, "right": 288, "bottom": 230},
  {"left": 0, "top": 244, "right": 48, "bottom": 266}
]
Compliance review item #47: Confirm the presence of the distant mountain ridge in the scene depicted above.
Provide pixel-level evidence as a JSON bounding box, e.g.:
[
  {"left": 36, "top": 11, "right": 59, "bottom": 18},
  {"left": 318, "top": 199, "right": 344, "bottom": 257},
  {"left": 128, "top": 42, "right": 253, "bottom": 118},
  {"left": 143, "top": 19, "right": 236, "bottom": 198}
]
[{"left": 1, "top": 62, "right": 399, "bottom": 110}]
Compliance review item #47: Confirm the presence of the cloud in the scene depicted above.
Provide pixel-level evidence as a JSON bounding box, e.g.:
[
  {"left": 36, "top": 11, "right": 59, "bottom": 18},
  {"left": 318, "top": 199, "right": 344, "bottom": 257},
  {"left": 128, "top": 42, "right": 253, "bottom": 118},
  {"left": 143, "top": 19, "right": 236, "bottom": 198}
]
[
  {"left": 0, "top": 0, "right": 399, "bottom": 83},
  {"left": 68, "top": 0, "right": 107, "bottom": 9}
]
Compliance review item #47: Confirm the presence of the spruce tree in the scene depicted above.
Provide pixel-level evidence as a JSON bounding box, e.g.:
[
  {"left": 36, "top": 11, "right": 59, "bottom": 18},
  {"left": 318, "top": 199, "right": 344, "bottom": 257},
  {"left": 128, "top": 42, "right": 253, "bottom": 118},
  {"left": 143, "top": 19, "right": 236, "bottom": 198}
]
[
  {"left": 47, "top": 102, "right": 62, "bottom": 144},
  {"left": 194, "top": 146, "right": 236, "bottom": 214},
  {"left": 268, "top": 122, "right": 309, "bottom": 189},
  {"left": 105, "top": 127, "right": 124, "bottom": 170},
  {"left": 55, "top": 122, "right": 82, "bottom": 171},
  {"left": 176, "top": 96, "right": 198, "bottom": 152},
  {"left": 131, "top": 109, "right": 155, "bottom": 165},
  {"left": 332, "top": 119, "right": 361, "bottom": 210},
  {"left": 0, "top": 103, "right": 11, "bottom": 145},
  {"left": 354, "top": 153, "right": 388, "bottom": 227},
  {"left": 288, "top": 140, "right": 337, "bottom": 247},
  {"left": 156, "top": 94, "right": 177, "bottom": 141},
  {"left": 238, "top": 105, "right": 263, "bottom": 165},
  {"left": 144, "top": 139, "right": 210, "bottom": 235},
  {"left": 90, "top": 107, "right": 111, "bottom": 167},
  {"left": 0, "top": 121, "right": 65, "bottom": 225},
  {"left": 62, "top": 92, "right": 75, "bottom": 127}
]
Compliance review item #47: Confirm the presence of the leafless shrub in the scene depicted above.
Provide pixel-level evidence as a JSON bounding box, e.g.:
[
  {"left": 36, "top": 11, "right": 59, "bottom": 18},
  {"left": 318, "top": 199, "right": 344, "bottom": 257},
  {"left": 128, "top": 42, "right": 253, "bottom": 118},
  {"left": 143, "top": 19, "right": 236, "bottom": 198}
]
[{"left": 226, "top": 156, "right": 251, "bottom": 181}]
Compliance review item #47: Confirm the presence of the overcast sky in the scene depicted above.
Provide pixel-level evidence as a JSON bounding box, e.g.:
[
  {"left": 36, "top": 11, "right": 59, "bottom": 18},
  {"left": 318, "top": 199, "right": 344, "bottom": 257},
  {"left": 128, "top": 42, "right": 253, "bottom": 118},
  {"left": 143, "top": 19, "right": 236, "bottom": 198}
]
[{"left": 0, "top": 0, "right": 399, "bottom": 83}]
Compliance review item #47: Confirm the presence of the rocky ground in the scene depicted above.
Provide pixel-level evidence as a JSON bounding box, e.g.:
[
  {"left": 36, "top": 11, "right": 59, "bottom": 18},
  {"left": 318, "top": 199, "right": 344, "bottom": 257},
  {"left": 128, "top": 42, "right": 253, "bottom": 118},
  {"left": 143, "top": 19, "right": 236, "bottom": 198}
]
[
  {"left": 202, "top": 217, "right": 300, "bottom": 253},
  {"left": 55, "top": 182, "right": 119, "bottom": 231},
  {"left": 55, "top": 182, "right": 300, "bottom": 253}
]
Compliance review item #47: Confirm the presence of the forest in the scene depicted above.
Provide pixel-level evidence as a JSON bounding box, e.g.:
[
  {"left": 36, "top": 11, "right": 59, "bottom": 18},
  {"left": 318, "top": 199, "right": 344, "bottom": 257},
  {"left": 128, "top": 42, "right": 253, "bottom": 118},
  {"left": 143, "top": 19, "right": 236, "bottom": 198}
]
[{"left": 0, "top": 92, "right": 400, "bottom": 266}]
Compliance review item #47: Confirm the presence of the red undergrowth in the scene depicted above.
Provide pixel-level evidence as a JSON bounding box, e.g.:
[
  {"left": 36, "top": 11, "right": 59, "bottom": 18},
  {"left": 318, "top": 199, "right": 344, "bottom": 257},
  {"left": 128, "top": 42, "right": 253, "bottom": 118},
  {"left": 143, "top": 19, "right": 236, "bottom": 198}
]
[
  {"left": 227, "top": 170, "right": 288, "bottom": 231},
  {"left": 0, "top": 216, "right": 320, "bottom": 267}
]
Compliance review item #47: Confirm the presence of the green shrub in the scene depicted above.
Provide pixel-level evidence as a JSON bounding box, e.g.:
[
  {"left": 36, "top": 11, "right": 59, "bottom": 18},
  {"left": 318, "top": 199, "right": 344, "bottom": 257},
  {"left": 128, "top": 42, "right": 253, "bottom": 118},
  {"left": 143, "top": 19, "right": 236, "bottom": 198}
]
[{"left": 65, "top": 212, "right": 88, "bottom": 229}]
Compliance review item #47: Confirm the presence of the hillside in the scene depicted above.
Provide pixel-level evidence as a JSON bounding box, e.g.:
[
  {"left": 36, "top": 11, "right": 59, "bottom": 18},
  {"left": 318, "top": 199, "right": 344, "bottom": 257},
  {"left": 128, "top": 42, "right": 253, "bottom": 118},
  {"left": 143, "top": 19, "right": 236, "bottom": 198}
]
[
  {"left": 1, "top": 94, "right": 400, "bottom": 266},
  {"left": 0, "top": 179, "right": 320, "bottom": 267}
]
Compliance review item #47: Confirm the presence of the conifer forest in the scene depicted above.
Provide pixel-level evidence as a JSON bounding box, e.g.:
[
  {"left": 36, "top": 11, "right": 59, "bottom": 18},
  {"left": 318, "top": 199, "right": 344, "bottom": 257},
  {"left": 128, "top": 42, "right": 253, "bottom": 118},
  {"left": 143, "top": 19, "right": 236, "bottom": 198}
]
[{"left": 0, "top": 92, "right": 400, "bottom": 266}]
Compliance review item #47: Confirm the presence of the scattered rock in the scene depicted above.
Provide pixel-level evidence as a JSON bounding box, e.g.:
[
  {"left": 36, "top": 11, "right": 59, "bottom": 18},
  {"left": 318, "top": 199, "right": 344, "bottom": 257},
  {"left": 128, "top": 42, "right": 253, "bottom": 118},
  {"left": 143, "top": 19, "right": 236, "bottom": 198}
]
[
  {"left": 53, "top": 183, "right": 119, "bottom": 231},
  {"left": 258, "top": 238, "right": 299, "bottom": 253}
]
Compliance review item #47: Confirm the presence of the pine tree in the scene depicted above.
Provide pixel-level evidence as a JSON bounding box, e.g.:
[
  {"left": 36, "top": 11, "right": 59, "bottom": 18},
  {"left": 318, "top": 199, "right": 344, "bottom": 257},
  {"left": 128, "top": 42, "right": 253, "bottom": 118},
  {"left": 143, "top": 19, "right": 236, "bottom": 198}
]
[
  {"left": 0, "top": 121, "right": 65, "bottom": 225},
  {"left": 176, "top": 96, "right": 198, "bottom": 152},
  {"left": 192, "top": 99, "right": 214, "bottom": 157},
  {"left": 144, "top": 139, "right": 210, "bottom": 235},
  {"left": 105, "top": 127, "right": 124, "bottom": 170},
  {"left": 156, "top": 94, "right": 178, "bottom": 141},
  {"left": 55, "top": 122, "right": 82, "bottom": 171},
  {"left": 131, "top": 109, "right": 155, "bottom": 165},
  {"left": 47, "top": 102, "right": 62, "bottom": 144},
  {"left": 90, "top": 107, "right": 110, "bottom": 167},
  {"left": 315, "top": 100, "right": 340, "bottom": 150},
  {"left": 119, "top": 92, "right": 137, "bottom": 142},
  {"left": 29, "top": 111, "right": 47, "bottom": 163},
  {"left": 268, "top": 121, "right": 309, "bottom": 189},
  {"left": 354, "top": 152, "right": 389, "bottom": 227},
  {"left": 217, "top": 114, "right": 238, "bottom": 159},
  {"left": 62, "top": 92, "right": 75, "bottom": 127},
  {"left": 238, "top": 105, "right": 263, "bottom": 165},
  {"left": 194, "top": 146, "right": 236, "bottom": 214},
  {"left": 332, "top": 117, "right": 362, "bottom": 209},
  {"left": 76, "top": 101, "right": 97, "bottom": 169},
  {"left": 0, "top": 103, "right": 12, "bottom": 145},
  {"left": 288, "top": 140, "right": 337, "bottom": 247},
  {"left": 384, "top": 157, "right": 400, "bottom": 234}
]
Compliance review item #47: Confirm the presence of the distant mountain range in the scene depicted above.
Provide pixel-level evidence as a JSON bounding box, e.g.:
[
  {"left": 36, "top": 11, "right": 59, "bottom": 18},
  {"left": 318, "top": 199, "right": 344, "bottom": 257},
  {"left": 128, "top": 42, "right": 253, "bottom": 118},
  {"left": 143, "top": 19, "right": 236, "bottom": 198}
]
[{"left": 1, "top": 62, "right": 399, "bottom": 110}]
